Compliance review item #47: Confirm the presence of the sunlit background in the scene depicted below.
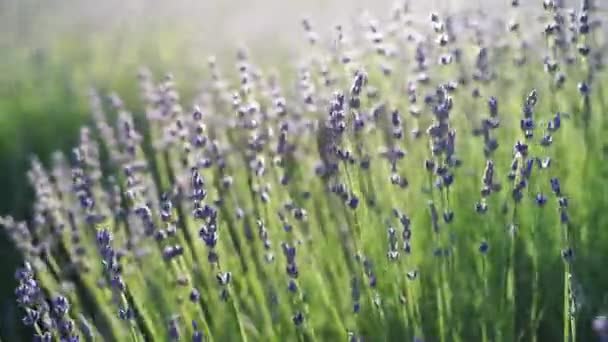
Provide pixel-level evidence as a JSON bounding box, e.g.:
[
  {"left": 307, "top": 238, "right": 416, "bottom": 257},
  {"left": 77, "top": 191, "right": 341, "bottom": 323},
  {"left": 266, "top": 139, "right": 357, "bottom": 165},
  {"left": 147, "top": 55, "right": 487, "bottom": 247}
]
[
  {"left": 0, "top": 0, "right": 506, "bottom": 221},
  {"left": 0, "top": 0, "right": 604, "bottom": 340}
]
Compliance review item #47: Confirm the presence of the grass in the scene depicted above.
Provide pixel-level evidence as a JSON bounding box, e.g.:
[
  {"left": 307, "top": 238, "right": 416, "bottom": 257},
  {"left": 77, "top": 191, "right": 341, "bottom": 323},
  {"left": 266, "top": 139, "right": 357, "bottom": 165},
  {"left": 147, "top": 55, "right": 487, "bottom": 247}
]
[{"left": 2, "top": 1, "right": 608, "bottom": 341}]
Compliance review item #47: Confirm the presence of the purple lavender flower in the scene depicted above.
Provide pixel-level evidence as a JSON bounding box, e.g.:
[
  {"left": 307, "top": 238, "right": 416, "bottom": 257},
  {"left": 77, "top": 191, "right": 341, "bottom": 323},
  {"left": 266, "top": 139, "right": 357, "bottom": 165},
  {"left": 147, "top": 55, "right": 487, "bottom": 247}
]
[
  {"left": 169, "top": 317, "right": 181, "bottom": 341},
  {"left": 348, "top": 195, "right": 360, "bottom": 209},
  {"left": 578, "top": 82, "right": 590, "bottom": 96},
  {"left": 548, "top": 113, "right": 562, "bottom": 132},
  {"left": 475, "top": 201, "right": 488, "bottom": 214},
  {"left": 593, "top": 316, "right": 608, "bottom": 337},
  {"left": 550, "top": 178, "right": 562, "bottom": 196},
  {"left": 292, "top": 312, "right": 304, "bottom": 326},
  {"left": 443, "top": 211, "right": 454, "bottom": 223},
  {"left": 488, "top": 96, "right": 498, "bottom": 117},
  {"left": 535, "top": 193, "right": 548, "bottom": 207},
  {"left": 192, "top": 320, "right": 204, "bottom": 342},
  {"left": 52, "top": 296, "right": 70, "bottom": 316},
  {"left": 189, "top": 289, "right": 201, "bottom": 303},
  {"left": 33, "top": 332, "right": 52, "bottom": 342},
  {"left": 561, "top": 248, "right": 574, "bottom": 261},
  {"left": 287, "top": 279, "right": 298, "bottom": 293},
  {"left": 479, "top": 241, "right": 489, "bottom": 254}
]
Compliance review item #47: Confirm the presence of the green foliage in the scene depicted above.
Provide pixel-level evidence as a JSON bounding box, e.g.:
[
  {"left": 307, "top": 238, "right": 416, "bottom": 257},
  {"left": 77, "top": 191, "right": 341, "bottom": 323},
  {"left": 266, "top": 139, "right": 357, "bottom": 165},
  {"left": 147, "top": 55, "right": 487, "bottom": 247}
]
[{"left": 3, "top": 1, "right": 608, "bottom": 341}]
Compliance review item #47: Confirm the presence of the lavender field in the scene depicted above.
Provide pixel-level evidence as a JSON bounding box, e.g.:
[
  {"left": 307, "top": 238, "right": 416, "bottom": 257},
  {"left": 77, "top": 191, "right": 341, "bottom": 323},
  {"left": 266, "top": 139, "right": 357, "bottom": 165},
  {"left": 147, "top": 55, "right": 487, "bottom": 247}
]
[{"left": 1, "top": 0, "right": 608, "bottom": 341}]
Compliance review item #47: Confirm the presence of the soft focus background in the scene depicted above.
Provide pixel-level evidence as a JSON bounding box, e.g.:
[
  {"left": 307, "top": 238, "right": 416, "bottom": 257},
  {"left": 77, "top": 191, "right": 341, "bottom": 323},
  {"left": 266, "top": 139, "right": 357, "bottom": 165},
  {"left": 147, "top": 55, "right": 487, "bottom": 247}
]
[
  {"left": 2, "top": 2, "right": 402, "bottom": 338},
  {"left": 0, "top": 0, "right": 594, "bottom": 339}
]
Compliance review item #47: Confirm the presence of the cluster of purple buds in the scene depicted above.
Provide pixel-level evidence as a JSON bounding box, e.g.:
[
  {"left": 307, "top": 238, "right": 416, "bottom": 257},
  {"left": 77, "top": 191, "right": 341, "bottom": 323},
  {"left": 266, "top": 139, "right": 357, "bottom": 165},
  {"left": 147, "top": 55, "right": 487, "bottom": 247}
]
[
  {"left": 346, "top": 193, "right": 360, "bottom": 210},
  {"left": 335, "top": 146, "right": 355, "bottom": 164},
  {"left": 328, "top": 182, "right": 350, "bottom": 203},
  {"left": 190, "top": 166, "right": 221, "bottom": 264},
  {"left": 15, "top": 262, "right": 52, "bottom": 336},
  {"left": 387, "top": 226, "right": 399, "bottom": 261},
  {"left": 190, "top": 168, "right": 207, "bottom": 202},
  {"left": 286, "top": 202, "right": 307, "bottom": 222},
  {"left": 543, "top": 56, "right": 559, "bottom": 74},
  {"left": 478, "top": 240, "right": 490, "bottom": 254},
  {"left": 30, "top": 157, "right": 76, "bottom": 255},
  {"left": 281, "top": 242, "right": 298, "bottom": 279},
  {"left": 476, "top": 160, "right": 501, "bottom": 214},
  {"left": 399, "top": 211, "right": 412, "bottom": 254},
  {"left": 316, "top": 91, "right": 349, "bottom": 170},
  {"left": 364, "top": 18, "right": 385, "bottom": 55},
  {"left": 578, "top": 81, "right": 590, "bottom": 96},
  {"left": 168, "top": 316, "right": 181, "bottom": 341},
  {"left": 292, "top": 311, "right": 304, "bottom": 326},
  {"left": 432, "top": 164, "right": 454, "bottom": 191},
  {"left": 71, "top": 148, "right": 104, "bottom": 225},
  {"left": 281, "top": 241, "right": 303, "bottom": 323},
  {"left": 593, "top": 316, "right": 608, "bottom": 339},
  {"left": 134, "top": 204, "right": 155, "bottom": 238},
  {"left": 362, "top": 257, "right": 377, "bottom": 288},
  {"left": 474, "top": 96, "right": 501, "bottom": 156},
  {"left": 236, "top": 48, "right": 255, "bottom": 96},
  {"left": 191, "top": 320, "right": 204, "bottom": 342},
  {"left": 481, "top": 160, "right": 500, "bottom": 197},
  {"left": 511, "top": 153, "right": 534, "bottom": 203},
  {"left": 317, "top": 61, "right": 336, "bottom": 89},
  {"left": 96, "top": 228, "right": 133, "bottom": 320},
  {"left": 350, "top": 70, "right": 367, "bottom": 99},
  {"left": 301, "top": 17, "right": 319, "bottom": 45},
  {"left": 430, "top": 13, "right": 450, "bottom": 50},
  {"left": 1, "top": 218, "right": 35, "bottom": 265},
  {"left": 256, "top": 219, "right": 275, "bottom": 262},
  {"left": 122, "top": 161, "right": 149, "bottom": 198},
  {"left": 90, "top": 90, "right": 122, "bottom": 165},
  {"left": 391, "top": 109, "right": 403, "bottom": 140},
  {"left": 51, "top": 295, "right": 78, "bottom": 341},
  {"left": 351, "top": 277, "right": 361, "bottom": 313},
  {"left": 535, "top": 193, "right": 548, "bottom": 207},
  {"left": 473, "top": 47, "right": 492, "bottom": 82},
  {"left": 116, "top": 106, "right": 144, "bottom": 159},
  {"left": 511, "top": 167, "right": 525, "bottom": 203},
  {"left": 414, "top": 42, "right": 427, "bottom": 71},
  {"left": 406, "top": 82, "right": 420, "bottom": 117},
  {"left": 154, "top": 193, "right": 178, "bottom": 242},
  {"left": 521, "top": 89, "right": 538, "bottom": 139},
  {"left": 216, "top": 271, "right": 232, "bottom": 301},
  {"left": 124, "top": 159, "right": 156, "bottom": 243},
  {"left": 540, "top": 111, "right": 565, "bottom": 148},
  {"left": 507, "top": 156, "right": 519, "bottom": 182},
  {"left": 276, "top": 123, "right": 294, "bottom": 156},
  {"left": 548, "top": 112, "right": 562, "bottom": 132},
  {"left": 542, "top": 1, "right": 570, "bottom": 55},
  {"left": 198, "top": 219, "right": 219, "bottom": 261},
  {"left": 578, "top": 7, "right": 590, "bottom": 36},
  {"left": 273, "top": 208, "right": 291, "bottom": 233},
  {"left": 550, "top": 177, "right": 571, "bottom": 224},
  {"left": 106, "top": 176, "right": 125, "bottom": 221},
  {"left": 381, "top": 145, "right": 406, "bottom": 173},
  {"left": 162, "top": 244, "right": 185, "bottom": 261},
  {"left": 348, "top": 70, "right": 367, "bottom": 139},
  {"left": 297, "top": 65, "right": 318, "bottom": 112},
  {"left": 189, "top": 107, "right": 208, "bottom": 150},
  {"left": 426, "top": 85, "right": 458, "bottom": 177},
  {"left": 489, "top": 96, "right": 498, "bottom": 117}
]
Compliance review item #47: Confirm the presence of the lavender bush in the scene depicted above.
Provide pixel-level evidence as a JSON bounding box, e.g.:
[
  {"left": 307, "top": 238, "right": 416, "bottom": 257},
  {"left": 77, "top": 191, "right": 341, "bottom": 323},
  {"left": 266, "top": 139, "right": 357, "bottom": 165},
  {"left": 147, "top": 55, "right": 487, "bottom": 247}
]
[{"left": 3, "top": 1, "right": 608, "bottom": 341}]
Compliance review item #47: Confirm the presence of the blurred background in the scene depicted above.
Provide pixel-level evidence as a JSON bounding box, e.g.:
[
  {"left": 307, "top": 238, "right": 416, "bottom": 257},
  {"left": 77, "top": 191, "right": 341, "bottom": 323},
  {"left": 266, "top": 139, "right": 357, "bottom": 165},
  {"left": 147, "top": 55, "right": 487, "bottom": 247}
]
[
  {"left": 0, "top": 0, "right": 591, "bottom": 339},
  {"left": 2, "top": 1, "right": 405, "bottom": 338}
]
